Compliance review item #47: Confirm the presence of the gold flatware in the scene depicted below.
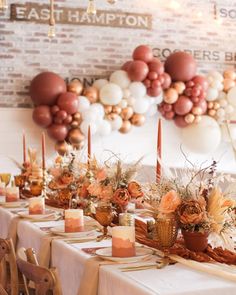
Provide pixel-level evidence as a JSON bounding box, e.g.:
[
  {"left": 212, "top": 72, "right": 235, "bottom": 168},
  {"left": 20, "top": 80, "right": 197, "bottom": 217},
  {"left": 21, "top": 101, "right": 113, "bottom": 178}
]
[{"left": 120, "top": 260, "right": 168, "bottom": 272}]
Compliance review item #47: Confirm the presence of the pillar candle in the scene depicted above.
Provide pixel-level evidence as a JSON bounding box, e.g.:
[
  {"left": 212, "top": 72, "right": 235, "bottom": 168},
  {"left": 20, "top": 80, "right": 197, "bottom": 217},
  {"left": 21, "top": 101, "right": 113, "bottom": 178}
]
[
  {"left": 0, "top": 183, "right": 6, "bottom": 197},
  {"left": 5, "top": 187, "right": 19, "bottom": 202},
  {"left": 112, "top": 226, "right": 135, "bottom": 257},
  {"left": 29, "top": 197, "right": 45, "bottom": 215},
  {"left": 156, "top": 118, "right": 162, "bottom": 183},
  {"left": 65, "top": 209, "right": 84, "bottom": 233}
]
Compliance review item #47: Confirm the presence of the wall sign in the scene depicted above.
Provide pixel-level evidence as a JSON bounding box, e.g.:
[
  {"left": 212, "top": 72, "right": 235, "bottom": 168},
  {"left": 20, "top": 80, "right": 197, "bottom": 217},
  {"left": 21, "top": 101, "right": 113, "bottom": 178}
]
[
  {"left": 10, "top": 3, "right": 152, "bottom": 30},
  {"left": 216, "top": 5, "right": 236, "bottom": 20}
]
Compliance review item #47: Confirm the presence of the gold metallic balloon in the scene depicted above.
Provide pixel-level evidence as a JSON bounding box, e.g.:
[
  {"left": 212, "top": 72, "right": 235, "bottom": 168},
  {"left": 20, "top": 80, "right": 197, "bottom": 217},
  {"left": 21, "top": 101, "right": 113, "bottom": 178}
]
[
  {"left": 173, "top": 82, "right": 186, "bottom": 94},
  {"left": 192, "top": 106, "right": 202, "bottom": 115},
  {"left": 73, "top": 112, "right": 82, "bottom": 123},
  {"left": 223, "top": 78, "right": 235, "bottom": 92},
  {"left": 83, "top": 86, "right": 99, "bottom": 103},
  {"left": 223, "top": 70, "right": 236, "bottom": 80},
  {"left": 71, "top": 120, "right": 80, "bottom": 128},
  {"left": 208, "top": 109, "right": 216, "bottom": 117},
  {"left": 112, "top": 105, "right": 122, "bottom": 114},
  {"left": 213, "top": 102, "right": 220, "bottom": 110},
  {"left": 164, "top": 88, "right": 178, "bottom": 104},
  {"left": 55, "top": 141, "right": 70, "bottom": 156},
  {"left": 67, "top": 80, "right": 83, "bottom": 95},
  {"left": 121, "top": 107, "right": 134, "bottom": 120},
  {"left": 104, "top": 105, "right": 112, "bottom": 114},
  {"left": 207, "top": 102, "right": 214, "bottom": 109},
  {"left": 119, "top": 120, "right": 132, "bottom": 133},
  {"left": 72, "top": 140, "right": 85, "bottom": 150},
  {"left": 107, "top": 113, "right": 118, "bottom": 120},
  {"left": 68, "top": 128, "right": 85, "bottom": 144},
  {"left": 131, "top": 113, "right": 145, "bottom": 126}
]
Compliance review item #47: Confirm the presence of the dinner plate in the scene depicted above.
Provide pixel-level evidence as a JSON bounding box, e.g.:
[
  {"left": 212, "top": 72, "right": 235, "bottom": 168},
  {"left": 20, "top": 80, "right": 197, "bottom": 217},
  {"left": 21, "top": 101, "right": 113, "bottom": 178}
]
[
  {"left": 17, "top": 209, "right": 56, "bottom": 219},
  {"left": 95, "top": 247, "right": 153, "bottom": 262},
  {"left": 0, "top": 201, "right": 28, "bottom": 208},
  {"left": 50, "top": 224, "right": 97, "bottom": 238}
]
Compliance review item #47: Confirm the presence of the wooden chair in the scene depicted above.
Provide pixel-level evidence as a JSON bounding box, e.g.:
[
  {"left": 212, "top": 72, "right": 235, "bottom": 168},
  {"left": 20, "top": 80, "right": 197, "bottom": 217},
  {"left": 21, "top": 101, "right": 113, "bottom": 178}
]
[
  {"left": 0, "top": 238, "right": 18, "bottom": 295},
  {"left": 17, "top": 248, "right": 62, "bottom": 295}
]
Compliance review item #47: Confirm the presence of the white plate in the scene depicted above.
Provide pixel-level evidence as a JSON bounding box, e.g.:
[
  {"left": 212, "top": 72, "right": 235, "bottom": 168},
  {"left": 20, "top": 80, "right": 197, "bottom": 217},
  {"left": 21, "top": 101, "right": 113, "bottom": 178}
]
[
  {"left": 95, "top": 247, "right": 153, "bottom": 262},
  {"left": 0, "top": 201, "right": 28, "bottom": 208},
  {"left": 50, "top": 224, "right": 97, "bottom": 238},
  {"left": 17, "top": 209, "right": 56, "bottom": 219}
]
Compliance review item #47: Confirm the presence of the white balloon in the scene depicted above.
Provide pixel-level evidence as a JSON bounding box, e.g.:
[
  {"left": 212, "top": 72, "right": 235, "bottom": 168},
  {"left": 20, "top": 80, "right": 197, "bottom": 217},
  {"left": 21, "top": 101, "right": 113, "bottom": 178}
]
[
  {"left": 225, "top": 104, "right": 234, "bottom": 114},
  {"left": 98, "top": 120, "right": 112, "bottom": 136},
  {"left": 89, "top": 103, "right": 105, "bottom": 118},
  {"left": 206, "top": 87, "right": 219, "bottom": 101},
  {"left": 211, "top": 80, "right": 223, "bottom": 91},
  {"left": 109, "top": 116, "right": 123, "bottom": 130},
  {"left": 93, "top": 79, "right": 108, "bottom": 90},
  {"left": 129, "top": 82, "right": 146, "bottom": 98},
  {"left": 208, "top": 71, "right": 223, "bottom": 82},
  {"left": 181, "top": 116, "right": 221, "bottom": 154},
  {"left": 216, "top": 108, "right": 225, "bottom": 118},
  {"left": 227, "top": 86, "right": 236, "bottom": 107},
  {"left": 82, "top": 109, "right": 96, "bottom": 122},
  {"left": 100, "top": 83, "right": 123, "bottom": 105},
  {"left": 218, "top": 91, "right": 227, "bottom": 101},
  {"left": 133, "top": 98, "right": 149, "bottom": 114},
  {"left": 126, "top": 96, "right": 135, "bottom": 106},
  {"left": 146, "top": 104, "right": 157, "bottom": 117},
  {"left": 151, "top": 93, "right": 163, "bottom": 104},
  {"left": 110, "top": 70, "right": 131, "bottom": 89},
  {"left": 219, "top": 98, "right": 228, "bottom": 107},
  {"left": 80, "top": 121, "right": 97, "bottom": 135},
  {"left": 118, "top": 99, "right": 128, "bottom": 109},
  {"left": 123, "top": 89, "right": 131, "bottom": 99},
  {"left": 77, "top": 96, "right": 90, "bottom": 112}
]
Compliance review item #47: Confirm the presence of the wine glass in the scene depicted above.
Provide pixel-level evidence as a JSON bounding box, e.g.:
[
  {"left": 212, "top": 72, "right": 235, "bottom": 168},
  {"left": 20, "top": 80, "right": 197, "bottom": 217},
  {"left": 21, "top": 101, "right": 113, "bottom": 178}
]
[
  {"left": 95, "top": 202, "right": 113, "bottom": 241},
  {"left": 0, "top": 173, "right": 11, "bottom": 186}
]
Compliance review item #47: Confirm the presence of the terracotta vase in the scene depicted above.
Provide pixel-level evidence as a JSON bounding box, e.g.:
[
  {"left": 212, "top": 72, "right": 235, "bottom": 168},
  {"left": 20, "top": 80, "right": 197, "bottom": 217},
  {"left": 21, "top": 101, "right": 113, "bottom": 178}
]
[{"left": 182, "top": 230, "right": 208, "bottom": 252}]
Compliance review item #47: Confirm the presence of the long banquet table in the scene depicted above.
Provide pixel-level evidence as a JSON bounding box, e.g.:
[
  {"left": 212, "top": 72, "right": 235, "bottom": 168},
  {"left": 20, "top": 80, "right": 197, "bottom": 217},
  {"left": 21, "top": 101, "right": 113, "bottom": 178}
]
[{"left": 1, "top": 205, "right": 236, "bottom": 295}]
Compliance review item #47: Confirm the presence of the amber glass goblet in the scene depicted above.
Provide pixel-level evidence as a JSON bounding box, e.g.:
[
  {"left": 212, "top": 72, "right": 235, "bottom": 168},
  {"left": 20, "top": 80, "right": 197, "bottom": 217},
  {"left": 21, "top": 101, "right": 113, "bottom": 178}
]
[
  {"left": 0, "top": 173, "right": 11, "bottom": 186},
  {"left": 95, "top": 202, "right": 113, "bottom": 241}
]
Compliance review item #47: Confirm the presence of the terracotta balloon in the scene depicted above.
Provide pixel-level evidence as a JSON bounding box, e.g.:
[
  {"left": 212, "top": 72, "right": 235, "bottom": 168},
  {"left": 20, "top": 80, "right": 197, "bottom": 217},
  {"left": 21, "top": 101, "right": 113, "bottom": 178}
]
[
  {"left": 68, "top": 128, "right": 85, "bottom": 144},
  {"left": 165, "top": 52, "right": 197, "bottom": 82},
  {"left": 47, "top": 124, "right": 68, "bottom": 141},
  {"left": 194, "top": 100, "right": 207, "bottom": 114},
  {"left": 57, "top": 92, "right": 78, "bottom": 115},
  {"left": 83, "top": 87, "right": 99, "bottom": 103},
  {"left": 121, "top": 107, "right": 134, "bottom": 120},
  {"left": 161, "top": 73, "right": 172, "bottom": 89},
  {"left": 174, "top": 115, "right": 189, "bottom": 128},
  {"left": 132, "top": 45, "right": 153, "bottom": 63},
  {"left": 64, "top": 115, "right": 73, "bottom": 124},
  {"left": 192, "top": 75, "right": 209, "bottom": 91},
  {"left": 122, "top": 60, "right": 133, "bottom": 71},
  {"left": 55, "top": 141, "right": 70, "bottom": 156},
  {"left": 127, "top": 60, "right": 149, "bottom": 82},
  {"left": 67, "top": 80, "right": 83, "bottom": 95},
  {"left": 119, "top": 120, "right": 132, "bottom": 133},
  {"left": 30, "top": 72, "right": 66, "bottom": 106},
  {"left": 148, "top": 58, "right": 164, "bottom": 75},
  {"left": 164, "top": 88, "right": 178, "bottom": 104},
  {"left": 147, "top": 86, "right": 162, "bottom": 97},
  {"left": 174, "top": 96, "right": 193, "bottom": 115},
  {"left": 32, "top": 105, "right": 53, "bottom": 128},
  {"left": 131, "top": 113, "right": 145, "bottom": 126}
]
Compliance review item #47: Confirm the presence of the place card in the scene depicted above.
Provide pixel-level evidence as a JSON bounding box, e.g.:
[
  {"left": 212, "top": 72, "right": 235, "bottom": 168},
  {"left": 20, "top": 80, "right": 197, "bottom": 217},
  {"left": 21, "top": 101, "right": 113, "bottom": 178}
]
[
  {"left": 112, "top": 226, "right": 136, "bottom": 257},
  {"left": 5, "top": 187, "right": 19, "bottom": 202},
  {"left": 29, "top": 197, "right": 45, "bottom": 215},
  {"left": 65, "top": 209, "right": 84, "bottom": 233}
]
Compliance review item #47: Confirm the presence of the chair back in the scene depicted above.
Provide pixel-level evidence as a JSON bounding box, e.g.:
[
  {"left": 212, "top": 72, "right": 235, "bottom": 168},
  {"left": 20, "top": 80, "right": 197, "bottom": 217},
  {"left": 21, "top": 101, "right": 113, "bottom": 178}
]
[
  {"left": 17, "top": 249, "right": 62, "bottom": 295},
  {"left": 0, "top": 238, "right": 18, "bottom": 295}
]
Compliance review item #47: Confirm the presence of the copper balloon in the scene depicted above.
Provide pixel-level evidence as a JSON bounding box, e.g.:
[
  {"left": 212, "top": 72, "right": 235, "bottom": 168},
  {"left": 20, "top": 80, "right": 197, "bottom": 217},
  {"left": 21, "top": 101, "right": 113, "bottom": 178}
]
[
  {"left": 107, "top": 113, "right": 118, "bottom": 120},
  {"left": 119, "top": 120, "right": 132, "bottom": 133},
  {"left": 73, "top": 112, "right": 82, "bottom": 123},
  {"left": 72, "top": 140, "right": 85, "bottom": 150},
  {"left": 70, "top": 120, "right": 80, "bottom": 128},
  {"left": 132, "top": 45, "right": 153, "bottom": 63},
  {"left": 55, "top": 141, "right": 70, "bottom": 156},
  {"left": 83, "top": 86, "right": 99, "bottom": 103},
  {"left": 104, "top": 105, "right": 112, "bottom": 114},
  {"left": 121, "top": 107, "right": 134, "bottom": 120},
  {"left": 131, "top": 114, "right": 146, "bottom": 126},
  {"left": 67, "top": 80, "right": 83, "bottom": 95},
  {"left": 223, "top": 78, "right": 235, "bottom": 92},
  {"left": 112, "top": 106, "right": 122, "bottom": 114},
  {"left": 57, "top": 92, "right": 79, "bottom": 115},
  {"left": 127, "top": 60, "right": 149, "bottom": 82},
  {"left": 223, "top": 70, "right": 236, "bottom": 80},
  {"left": 47, "top": 124, "right": 68, "bottom": 141},
  {"left": 68, "top": 128, "right": 85, "bottom": 144},
  {"left": 30, "top": 72, "right": 67, "bottom": 106},
  {"left": 32, "top": 105, "right": 53, "bottom": 127}
]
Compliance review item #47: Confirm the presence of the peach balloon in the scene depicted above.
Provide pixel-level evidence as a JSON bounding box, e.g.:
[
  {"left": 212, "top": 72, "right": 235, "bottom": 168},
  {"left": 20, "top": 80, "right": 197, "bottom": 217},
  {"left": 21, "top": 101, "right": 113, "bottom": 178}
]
[
  {"left": 104, "top": 105, "right": 112, "bottom": 114},
  {"left": 68, "top": 128, "right": 85, "bottom": 144},
  {"left": 173, "top": 82, "right": 186, "bottom": 94},
  {"left": 164, "top": 88, "right": 179, "bottom": 104},
  {"left": 131, "top": 113, "right": 146, "bottom": 126},
  {"left": 223, "top": 78, "right": 235, "bottom": 92},
  {"left": 83, "top": 87, "right": 99, "bottom": 103},
  {"left": 223, "top": 70, "right": 236, "bottom": 80},
  {"left": 107, "top": 113, "right": 118, "bottom": 120},
  {"left": 192, "top": 106, "right": 203, "bottom": 115},
  {"left": 119, "top": 120, "right": 132, "bottom": 133},
  {"left": 67, "top": 80, "right": 83, "bottom": 95},
  {"left": 184, "top": 113, "right": 195, "bottom": 124},
  {"left": 121, "top": 107, "right": 134, "bottom": 120},
  {"left": 194, "top": 115, "right": 202, "bottom": 123},
  {"left": 112, "top": 106, "right": 122, "bottom": 114}
]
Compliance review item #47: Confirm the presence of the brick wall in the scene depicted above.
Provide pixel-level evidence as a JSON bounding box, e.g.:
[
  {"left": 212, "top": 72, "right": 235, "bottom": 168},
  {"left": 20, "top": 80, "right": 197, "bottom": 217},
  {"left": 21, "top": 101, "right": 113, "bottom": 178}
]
[{"left": 0, "top": 0, "right": 236, "bottom": 108}]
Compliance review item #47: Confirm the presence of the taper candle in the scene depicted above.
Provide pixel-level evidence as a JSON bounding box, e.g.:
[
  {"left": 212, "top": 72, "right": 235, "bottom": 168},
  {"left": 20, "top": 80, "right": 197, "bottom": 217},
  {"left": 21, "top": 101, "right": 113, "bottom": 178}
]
[
  {"left": 42, "top": 132, "right": 46, "bottom": 170},
  {"left": 156, "top": 118, "right": 162, "bottom": 183},
  {"left": 23, "top": 132, "right": 26, "bottom": 163},
  {"left": 87, "top": 125, "right": 91, "bottom": 164}
]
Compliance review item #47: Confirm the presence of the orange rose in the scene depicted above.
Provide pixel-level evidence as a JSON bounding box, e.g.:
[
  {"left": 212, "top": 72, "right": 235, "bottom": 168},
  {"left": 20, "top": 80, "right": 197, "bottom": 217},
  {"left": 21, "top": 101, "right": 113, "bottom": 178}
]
[
  {"left": 100, "top": 185, "right": 113, "bottom": 201},
  {"left": 112, "top": 188, "right": 131, "bottom": 207},
  {"left": 78, "top": 182, "right": 90, "bottom": 198},
  {"left": 178, "top": 198, "right": 207, "bottom": 225},
  {"left": 128, "top": 181, "right": 143, "bottom": 198},
  {"left": 158, "top": 190, "right": 181, "bottom": 214},
  {"left": 222, "top": 198, "right": 235, "bottom": 208},
  {"left": 96, "top": 168, "right": 107, "bottom": 181},
  {"left": 87, "top": 182, "right": 102, "bottom": 196}
]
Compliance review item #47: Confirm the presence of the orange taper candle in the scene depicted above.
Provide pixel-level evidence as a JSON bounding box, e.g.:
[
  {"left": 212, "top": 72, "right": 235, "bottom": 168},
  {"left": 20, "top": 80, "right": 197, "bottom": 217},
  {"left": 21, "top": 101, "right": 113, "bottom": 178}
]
[
  {"left": 42, "top": 132, "right": 46, "bottom": 170},
  {"left": 23, "top": 132, "right": 26, "bottom": 163},
  {"left": 87, "top": 125, "right": 91, "bottom": 164},
  {"left": 156, "top": 118, "right": 162, "bottom": 183}
]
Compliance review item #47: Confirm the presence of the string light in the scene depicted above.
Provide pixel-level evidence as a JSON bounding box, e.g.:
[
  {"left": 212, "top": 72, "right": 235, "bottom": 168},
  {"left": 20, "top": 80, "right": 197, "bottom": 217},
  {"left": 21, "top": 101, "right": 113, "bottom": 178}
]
[
  {"left": 48, "top": 0, "right": 55, "bottom": 38},
  {"left": 87, "top": 0, "right": 96, "bottom": 15}
]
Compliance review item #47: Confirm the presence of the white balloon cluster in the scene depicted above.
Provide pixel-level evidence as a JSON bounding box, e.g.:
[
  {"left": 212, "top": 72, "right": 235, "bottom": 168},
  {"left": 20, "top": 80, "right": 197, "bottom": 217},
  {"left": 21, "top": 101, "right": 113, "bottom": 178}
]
[{"left": 78, "top": 70, "right": 163, "bottom": 137}]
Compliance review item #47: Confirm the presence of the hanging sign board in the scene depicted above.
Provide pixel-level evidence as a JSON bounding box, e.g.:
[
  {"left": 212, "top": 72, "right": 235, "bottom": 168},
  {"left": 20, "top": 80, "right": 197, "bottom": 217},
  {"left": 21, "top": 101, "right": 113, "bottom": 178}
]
[{"left": 10, "top": 3, "right": 152, "bottom": 30}]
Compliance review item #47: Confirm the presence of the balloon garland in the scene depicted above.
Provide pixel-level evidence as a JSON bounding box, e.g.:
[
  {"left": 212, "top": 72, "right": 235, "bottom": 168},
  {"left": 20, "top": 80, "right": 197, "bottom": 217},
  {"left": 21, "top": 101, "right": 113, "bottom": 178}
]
[{"left": 30, "top": 45, "right": 236, "bottom": 155}]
